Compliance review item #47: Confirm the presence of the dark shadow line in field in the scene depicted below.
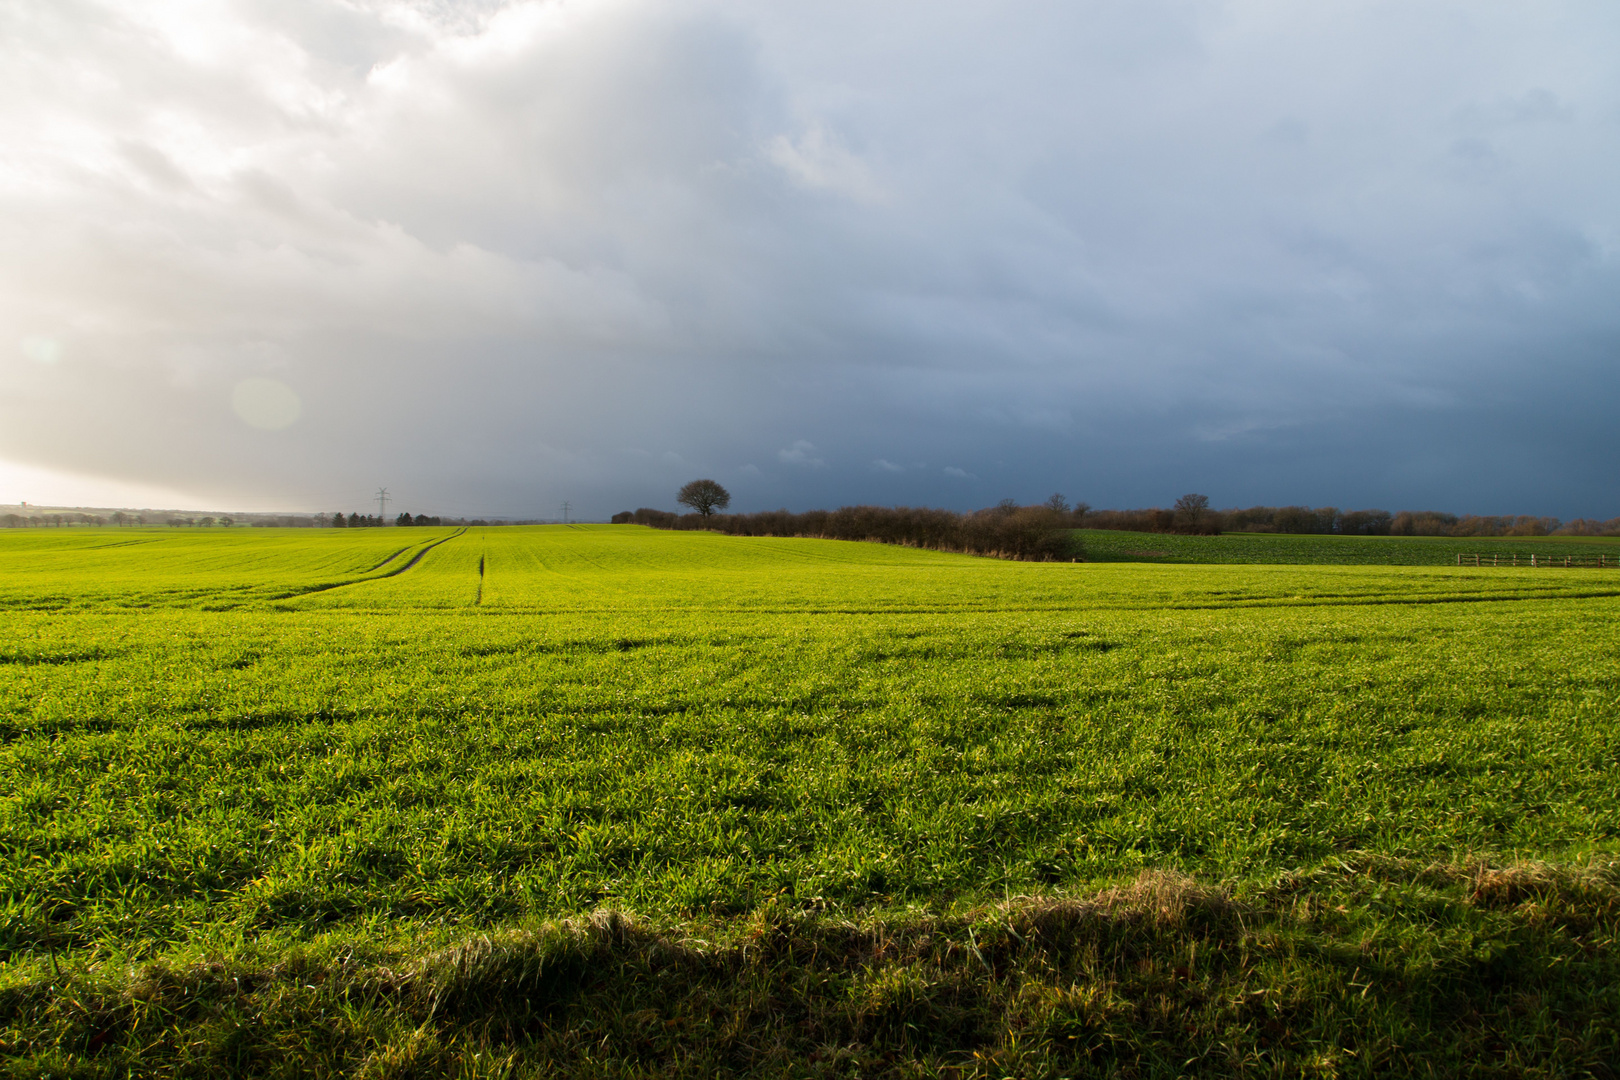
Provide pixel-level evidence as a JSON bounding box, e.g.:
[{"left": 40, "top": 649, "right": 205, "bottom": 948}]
[
  {"left": 1159, "top": 588, "right": 1620, "bottom": 611},
  {"left": 459, "top": 589, "right": 1620, "bottom": 617},
  {"left": 0, "top": 648, "right": 122, "bottom": 666},
  {"left": 476, "top": 553, "right": 485, "bottom": 607},
  {"left": 68, "top": 536, "right": 178, "bottom": 552}
]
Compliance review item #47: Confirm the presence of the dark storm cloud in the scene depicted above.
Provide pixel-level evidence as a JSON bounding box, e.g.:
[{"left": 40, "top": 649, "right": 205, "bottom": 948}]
[{"left": 1, "top": 0, "right": 1616, "bottom": 517}]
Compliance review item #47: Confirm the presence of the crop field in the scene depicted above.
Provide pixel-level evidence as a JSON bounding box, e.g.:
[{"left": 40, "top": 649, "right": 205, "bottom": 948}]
[
  {"left": 1077, "top": 527, "right": 1620, "bottom": 565},
  {"left": 3, "top": 525, "right": 1619, "bottom": 1077}
]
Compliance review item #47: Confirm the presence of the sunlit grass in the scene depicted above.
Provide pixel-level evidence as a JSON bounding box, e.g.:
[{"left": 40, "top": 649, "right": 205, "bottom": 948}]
[{"left": 2, "top": 525, "right": 1616, "bottom": 1075}]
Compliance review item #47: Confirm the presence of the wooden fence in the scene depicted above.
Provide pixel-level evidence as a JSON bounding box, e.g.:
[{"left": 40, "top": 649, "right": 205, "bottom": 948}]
[{"left": 1457, "top": 553, "right": 1614, "bottom": 568}]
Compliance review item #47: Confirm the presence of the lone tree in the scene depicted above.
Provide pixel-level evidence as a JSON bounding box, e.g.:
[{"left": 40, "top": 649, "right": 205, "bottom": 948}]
[
  {"left": 1173, "top": 492, "right": 1211, "bottom": 532},
  {"left": 677, "top": 478, "right": 731, "bottom": 517}
]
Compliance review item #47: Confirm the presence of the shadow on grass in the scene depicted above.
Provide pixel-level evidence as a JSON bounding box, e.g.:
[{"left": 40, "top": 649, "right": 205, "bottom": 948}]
[{"left": 2, "top": 858, "right": 1617, "bottom": 1077}]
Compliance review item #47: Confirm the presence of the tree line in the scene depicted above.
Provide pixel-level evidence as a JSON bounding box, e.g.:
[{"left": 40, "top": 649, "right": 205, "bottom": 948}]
[
  {"left": 1, "top": 510, "right": 538, "bottom": 528},
  {"left": 1085, "top": 503, "right": 1620, "bottom": 537},
  {"left": 2, "top": 512, "right": 237, "bottom": 528},
  {"left": 614, "top": 480, "right": 1620, "bottom": 558},
  {"left": 328, "top": 513, "right": 489, "bottom": 527},
  {"left": 612, "top": 498, "right": 1084, "bottom": 560}
]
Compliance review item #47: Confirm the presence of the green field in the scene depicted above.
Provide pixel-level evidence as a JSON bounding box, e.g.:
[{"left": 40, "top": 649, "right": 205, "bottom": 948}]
[
  {"left": 1077, "top": 527, "right": 1620, "bottom": 565},
  {"left": 3, "top": 526, "right": 1618, "bottom": 1077}
]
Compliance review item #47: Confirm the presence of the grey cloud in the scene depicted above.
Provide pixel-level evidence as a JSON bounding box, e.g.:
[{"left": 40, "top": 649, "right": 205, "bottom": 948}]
[
  {"left": 1, "top": 0, "right": 1617, "bottom": 518},
  {"left": 777, "top": 441, "right": 825, "bottom": 468}
]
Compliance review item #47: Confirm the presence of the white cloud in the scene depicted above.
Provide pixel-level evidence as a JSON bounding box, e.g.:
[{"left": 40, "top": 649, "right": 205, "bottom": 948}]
[
  {"left": 766, "top": 123, "right": 885, "bottom": 203},
  {"left": 943, "top": 466, "right": 976, "bottom": 480},
  {"left": 777, "top": 440, "right": 825, "bottom": 467},
  {"left": 872, "top": 458, "right": 904, "bottom": 473}
]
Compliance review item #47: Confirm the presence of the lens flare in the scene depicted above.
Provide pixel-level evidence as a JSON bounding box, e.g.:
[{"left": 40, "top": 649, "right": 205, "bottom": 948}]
[
  {"left": 21, "top": 336, "right": 61, "bottom": 365},
  {"left": 231, "top": 377, "right": 301, "bottom": 430}
]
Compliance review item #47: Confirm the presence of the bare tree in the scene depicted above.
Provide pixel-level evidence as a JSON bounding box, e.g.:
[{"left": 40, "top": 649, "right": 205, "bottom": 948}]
[
  {"left": 1044, "top": 493, "right": 1070, "bottom": 514},
  {"left": 1173, "top": 493, "right": 1211, "bottom": 532},
  {"left": 677, "top": 479, "right": 731, "bottom": 517}
]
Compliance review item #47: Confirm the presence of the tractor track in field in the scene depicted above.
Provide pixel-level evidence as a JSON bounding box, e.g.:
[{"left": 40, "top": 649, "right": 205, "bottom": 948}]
[
  {"left": 268, "top": 528, "right": 468, "bottom": 601},
  {"left": 363, "top": 545, "right": 414, "bottom": 572},
  {"left": 476, "top": 552, "right": 485, "bottom": 606},
  {"left": 374, "top": 528, "right": 468, "bottom": 580}
]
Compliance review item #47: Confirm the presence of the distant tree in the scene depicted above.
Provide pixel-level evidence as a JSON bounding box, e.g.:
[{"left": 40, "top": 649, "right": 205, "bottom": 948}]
[
  {"left": 1173, "top": 493, "right": 1212, "bottom": 534},
  {"left": 1044, "top": 493, "right": 1070, "bottom": 514},
  {"left": 1390, "top": 510, "right": 1458, "bottom": 537},
  {"left": 397, "top": 512, "right": 414, "bottom": 526},
  {"left": 198, "top": 516, "right": 216, "bottom": 528},
  {"left": 219, "top": 516, "right": 234, "bottom": 528},
  {"left": 677, "top": 479, "right": 731, "bottom": 517},
  {"left": 111, "top": 511, "right": 127, "bottom": 526}
]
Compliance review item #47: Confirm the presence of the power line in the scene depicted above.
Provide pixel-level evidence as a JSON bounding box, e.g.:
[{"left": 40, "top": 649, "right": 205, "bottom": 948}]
[{"left": 376, "top": 488, "right": 390, "bottom": 519}]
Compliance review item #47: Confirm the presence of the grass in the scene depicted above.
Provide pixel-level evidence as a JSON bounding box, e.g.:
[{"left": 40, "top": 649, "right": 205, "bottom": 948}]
[
  {"left": 2, "top": 525, "right": 1618, "bottom": 1076},
  {"left": 1077, "top": 528, "right": 1620, "bottom": 565}
]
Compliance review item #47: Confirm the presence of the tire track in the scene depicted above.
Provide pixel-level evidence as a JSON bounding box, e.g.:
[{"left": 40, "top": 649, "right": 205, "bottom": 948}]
[
  {"left": 370, "top": 527, "right": 468, "bottom": 579},
  {"left": 363, "top": 545, "right": 413, "bottom": 572},
  {"left": 476, "top": 552, "right": 486, "bottom": 606},
  {"left": 269, "top": 528, "right": 467, "bottom": 601}
]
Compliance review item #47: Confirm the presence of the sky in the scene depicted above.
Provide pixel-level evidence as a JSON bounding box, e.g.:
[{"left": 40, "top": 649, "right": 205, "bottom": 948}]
[{"left": 2, "top": 1, "right": 1617, "bottom": 519}]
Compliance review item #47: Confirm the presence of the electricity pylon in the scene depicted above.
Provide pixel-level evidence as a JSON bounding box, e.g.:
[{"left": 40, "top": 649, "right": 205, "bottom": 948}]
[{"left": 376, "top": 488, "right": 390, "bottom": 519}]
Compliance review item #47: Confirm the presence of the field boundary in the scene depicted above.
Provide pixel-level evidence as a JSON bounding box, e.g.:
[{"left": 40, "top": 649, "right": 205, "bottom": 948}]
[{"left": 1456, "top": 552, "right": 1614, "bottom": 568}]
